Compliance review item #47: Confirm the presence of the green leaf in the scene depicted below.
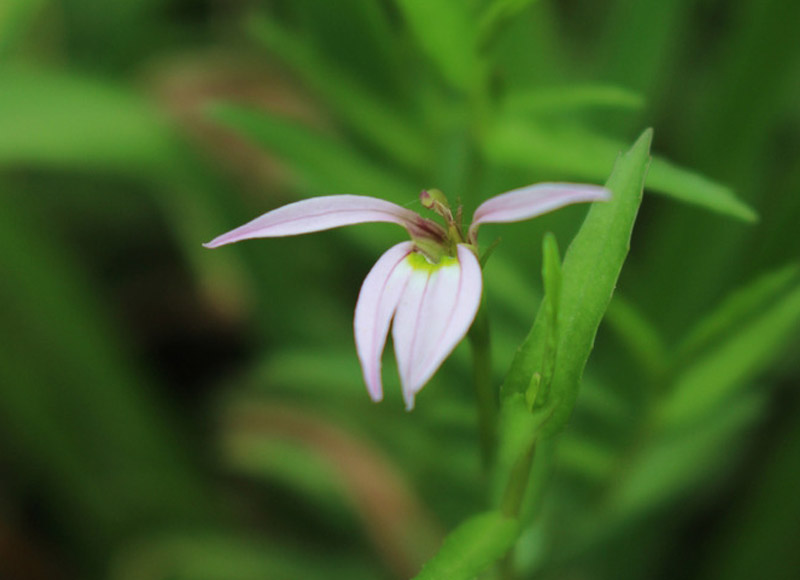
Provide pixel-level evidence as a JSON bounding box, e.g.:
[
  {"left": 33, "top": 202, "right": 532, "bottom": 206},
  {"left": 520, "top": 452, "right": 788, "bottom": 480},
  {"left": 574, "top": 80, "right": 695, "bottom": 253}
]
[
  {"left": 413, "top": 511, "right": 519, "bottom": 580},
  {"left": 537, "top": 128, "right": 651, "bottom": 437},
  {"left": 673, "top": 264, "right": 800, "bottom": 365},
  {"left": 499, "top": 129, "right": 650, "bottom": 426},
  {"left": 492, "top": 130, "right": 650, "bottom": 511},
  {"left": 483, "top": 118, "right": 757, "bottom": 222},
  {"left": 0, "top": 66, "right": 176, "bottom": 170},
  {"left": 247, "top": 15, "right": 430, "bottom": 170},
  {"left": 526, "top": 233, "right": 562, "bottom": 410},
  {"left": 659, "top": 280, "right": 800, "bottom": 427},
  {"left": 505, "top": 84, "right": 645, "bottom": 114},
  {"left": 609, "top": 392, "right": 765, "bottom": 521},
  {"left": 647, "top": 156, "right": 757, "bottom": 222},
  {"left": 393, "top": 0, "right": 482, "bottom": 92}
]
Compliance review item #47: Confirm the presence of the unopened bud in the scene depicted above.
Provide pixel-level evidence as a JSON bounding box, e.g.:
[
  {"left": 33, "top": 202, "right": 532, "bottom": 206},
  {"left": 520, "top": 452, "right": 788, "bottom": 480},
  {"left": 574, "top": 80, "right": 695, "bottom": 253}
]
[{"left": 420, "top": 188, "right": 449, "bottom": 209}]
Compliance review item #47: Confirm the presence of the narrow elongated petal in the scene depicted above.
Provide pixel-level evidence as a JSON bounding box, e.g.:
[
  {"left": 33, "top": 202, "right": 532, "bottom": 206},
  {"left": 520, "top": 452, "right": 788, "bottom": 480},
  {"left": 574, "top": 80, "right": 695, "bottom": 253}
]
[
  {"left": 392, "top": 245, "right": 482, "bottom": 409},
  {"left": 204, "top": 195, "right": 427, "bottom": 248},
  {"left": 354, "top": 242, "right": 415, "bottom": 402},
  {"left": 469, "top": 183, "right": 610, "bottom": 239}
]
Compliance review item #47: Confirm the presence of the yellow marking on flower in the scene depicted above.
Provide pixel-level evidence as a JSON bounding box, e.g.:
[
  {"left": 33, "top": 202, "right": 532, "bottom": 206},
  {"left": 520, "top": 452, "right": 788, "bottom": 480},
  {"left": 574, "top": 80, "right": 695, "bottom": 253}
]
[{"left": 407, "top": 251, "right": 458, "bottom": 272}]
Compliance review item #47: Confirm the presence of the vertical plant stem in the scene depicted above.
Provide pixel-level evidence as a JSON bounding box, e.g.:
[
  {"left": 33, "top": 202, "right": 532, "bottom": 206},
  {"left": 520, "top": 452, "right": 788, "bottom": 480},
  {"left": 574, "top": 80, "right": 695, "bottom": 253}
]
[
  {"left": 469, "top": 302, "right": 496, "bottom": 469},
  {"left": 498, "top": 438, "right": 557, "bottom": 579},
  {"left": 500, "top": 442, "right": 537, "bottom": 518}
]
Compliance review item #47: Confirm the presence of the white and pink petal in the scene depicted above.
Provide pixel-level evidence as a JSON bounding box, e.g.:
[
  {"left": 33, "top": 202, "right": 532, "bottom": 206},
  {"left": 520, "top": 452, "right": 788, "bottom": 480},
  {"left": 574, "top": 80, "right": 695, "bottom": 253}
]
[
  {"left": 392, "top": 245, "right": 483, "bottom": 410},
  {"left": 469, "top": 182, "right": 610, "bottom": 239},
  {"left": 205, "top": 195, "right": 433, "bottom": 248},
  {"left": 354, "top": 242, "right": 415, "bottom": 402}
]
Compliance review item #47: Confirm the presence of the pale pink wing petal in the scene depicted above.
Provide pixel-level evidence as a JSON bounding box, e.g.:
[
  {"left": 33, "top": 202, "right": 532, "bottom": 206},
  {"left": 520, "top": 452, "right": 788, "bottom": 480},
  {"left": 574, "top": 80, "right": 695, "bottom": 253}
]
[
  {"left": 354, "top": 242, "right": 415, "bottom": 402},
  {"left": 392, "top": 245, "right": 483, "bottom": 410},
  {"left": 204, "top": 195, "right": 423, "bottom": 248},
  {"left": 469, "top": 183, "right": 610, "bottom": 238}
]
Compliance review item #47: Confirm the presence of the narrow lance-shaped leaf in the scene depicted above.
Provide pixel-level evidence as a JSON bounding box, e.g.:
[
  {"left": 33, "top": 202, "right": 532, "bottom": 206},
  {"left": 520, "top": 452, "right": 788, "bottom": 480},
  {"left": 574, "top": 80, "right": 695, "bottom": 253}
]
[
  {"left": 246, "top": 15, "right": 430, "bottom": 170},
  {"left": 672, "top": 264, "right": 800, "bottom": 365},
  {"left": 412, "top": 511, "right": 519, "bottom": 580},
  {"left": 538, "top": 128, "right": 651, "bottom": 437},
  {"left": 500, "top": 130, "right": 650, "bottom": 400},
  {"left": 393, "top": 0, "right": 482, "bottom": 92},
  {"left": 659, "top": 278, "right": 800, "bottom": 427},
  {"left": 0, "top": 66, "right": 176, "bottom": 170},
  {"left": 505, "top": 84, "right": 645, "bottom": 114},
  {"left": 484, "top": 118, "right": 757, "bottom": 222},
  {"left": 608, "top": 392, "right": 766, "bottom": 523},
  {"left": 526, "top": 232, "right": 562, "bottom": 410},
  {"left": 490, "top": 136, "right": 648, "bottom": 502}
]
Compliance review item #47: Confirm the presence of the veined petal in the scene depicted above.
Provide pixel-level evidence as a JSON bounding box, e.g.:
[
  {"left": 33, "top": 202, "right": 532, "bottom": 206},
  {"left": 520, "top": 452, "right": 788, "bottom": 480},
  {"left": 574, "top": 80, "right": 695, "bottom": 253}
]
[
  {"left": 392, "top": 245, "right": 483, "bottom": 410},
  {"left": 354, "top": 242, "right": 415, "bottom": 402},
  {"left": 205, "top": 195, "right": 432, "bottom": 248},
  {"left": 469, "top": 183, "right": 610, "bottom": 239}
]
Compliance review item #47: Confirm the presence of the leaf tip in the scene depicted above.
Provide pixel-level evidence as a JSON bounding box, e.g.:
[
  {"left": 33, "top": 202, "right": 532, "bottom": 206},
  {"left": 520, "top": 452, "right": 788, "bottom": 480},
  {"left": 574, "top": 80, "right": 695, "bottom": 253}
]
[{"left": 635, "top": 127, "right": 654, "bottom": 151}]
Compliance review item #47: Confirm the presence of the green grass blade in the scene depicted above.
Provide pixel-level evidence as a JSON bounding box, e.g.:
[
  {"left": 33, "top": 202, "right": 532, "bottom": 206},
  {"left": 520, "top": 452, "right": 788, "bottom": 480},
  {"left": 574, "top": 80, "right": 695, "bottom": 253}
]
[
  {"left": 659, "top": 281, "right": 800, "bottom": 427},
  {"left": 646, "top": 156, "right": 757, "bottom": 222},
  {"left": 0, "top": 66, "right": 176, "bottom": 170},
  {"left": 610, "top": 393, "right": 765, "bottom": 521},
  {"left": 413, "top": 511, "right": 519, "bottom": 580},
  {"left": 284, "top": 0, "right": 402, "bottom": 93},
  {"left": 505, "top": 84, "right": 645, "bottom": 114},
  {"left": 673, "top": 264, "right": 800, "bottom": 364},
  {"left": 527, "top": 233, "right": 562, "bottom": 409},
  {"left": 483, "top": 119, "right": 757, "bottom": 222},
  {"left": 393, "top": 0, "right": 482, "bottom": 92},
  {"left": 247, "top": 15, "right": 430, "bottom": 170}
]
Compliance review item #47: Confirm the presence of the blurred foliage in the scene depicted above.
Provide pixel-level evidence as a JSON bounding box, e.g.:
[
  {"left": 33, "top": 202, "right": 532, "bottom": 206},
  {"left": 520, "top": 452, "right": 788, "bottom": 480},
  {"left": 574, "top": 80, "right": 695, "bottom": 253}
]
[{"left": 1, "top": 1, "right": 799, "bottom": 579}]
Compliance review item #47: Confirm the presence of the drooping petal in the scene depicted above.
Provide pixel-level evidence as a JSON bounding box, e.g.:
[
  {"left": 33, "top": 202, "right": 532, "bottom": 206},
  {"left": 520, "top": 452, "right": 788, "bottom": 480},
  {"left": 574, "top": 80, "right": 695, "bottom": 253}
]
[
  {"left": 469, "top": 183, "right": 611, "bottom": 239},
  {"left": 204, "top": 195, "right": 433, "bottom": 248},
  {"left": 392, "top": 245, "right": 483, "bottom": 410},
  {"left": 354, "top": 242, "right": 415, "bottom": 402}
]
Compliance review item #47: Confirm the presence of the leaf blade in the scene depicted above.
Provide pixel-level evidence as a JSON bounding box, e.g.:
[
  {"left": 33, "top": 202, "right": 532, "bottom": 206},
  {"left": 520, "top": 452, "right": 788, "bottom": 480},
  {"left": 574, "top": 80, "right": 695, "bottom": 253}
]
[
  {"left": 413, "top": 511, "right": 519, "bottom": 580},
  {"left": 483, "top": 119, "right": 756, "bottom": 222}
]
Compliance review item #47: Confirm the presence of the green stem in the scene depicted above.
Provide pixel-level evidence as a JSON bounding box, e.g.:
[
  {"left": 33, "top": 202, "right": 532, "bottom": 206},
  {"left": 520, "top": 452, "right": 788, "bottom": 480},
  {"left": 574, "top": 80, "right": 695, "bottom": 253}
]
[
  {"left": 500, "top": 442, "right": 537, "bottom": 518},
  {"left": 498, "top": 437, "right": 557, "bottom": 579},
  {"left": 469, "top": 301, "right": 495, "bottom": 469}
]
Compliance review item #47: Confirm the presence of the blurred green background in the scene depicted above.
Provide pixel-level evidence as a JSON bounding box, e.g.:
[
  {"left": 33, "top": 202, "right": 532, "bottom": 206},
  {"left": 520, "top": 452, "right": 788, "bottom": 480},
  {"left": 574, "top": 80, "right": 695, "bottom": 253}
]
[{"left": 1, "top": 1, "right": 799, "bottom": 579}]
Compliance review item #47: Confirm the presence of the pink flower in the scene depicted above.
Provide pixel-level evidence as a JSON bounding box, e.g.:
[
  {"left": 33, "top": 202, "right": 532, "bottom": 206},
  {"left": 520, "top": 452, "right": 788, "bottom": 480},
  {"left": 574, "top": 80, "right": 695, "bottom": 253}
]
[{"left": 205, "top": 183, "right": 609, "bottom": 409}]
